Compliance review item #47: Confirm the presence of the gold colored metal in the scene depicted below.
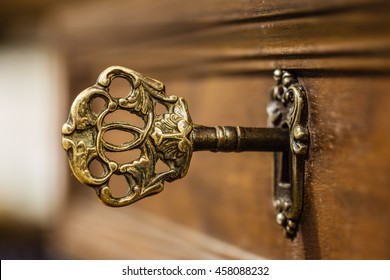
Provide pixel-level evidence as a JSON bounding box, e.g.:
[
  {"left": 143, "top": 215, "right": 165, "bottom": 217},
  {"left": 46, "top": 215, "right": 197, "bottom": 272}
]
[
  {"left": 267, "top": 69, "right": 310, "bottom": 239},
  {"left": 62, "top": 66, "right": 309, "bottom": 238},
  {"left": 62, "top": 66, "right": 193, "bottom": 207}
]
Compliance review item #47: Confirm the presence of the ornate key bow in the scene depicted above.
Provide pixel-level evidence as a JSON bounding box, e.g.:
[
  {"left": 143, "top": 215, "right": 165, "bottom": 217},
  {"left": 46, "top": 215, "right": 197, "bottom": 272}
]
[{"left": 62, "top": 66, "right": 193, "bottom": 207}]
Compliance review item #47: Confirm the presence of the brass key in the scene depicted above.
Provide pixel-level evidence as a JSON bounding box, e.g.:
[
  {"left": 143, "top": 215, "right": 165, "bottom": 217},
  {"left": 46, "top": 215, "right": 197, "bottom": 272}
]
[{"left": 62, "top": 66, "right": 309, "bottom": 238}]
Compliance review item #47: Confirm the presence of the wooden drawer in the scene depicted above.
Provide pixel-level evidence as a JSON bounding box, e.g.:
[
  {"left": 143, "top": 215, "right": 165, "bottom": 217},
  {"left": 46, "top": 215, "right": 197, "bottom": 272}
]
[{"left": 49, "top": 0, "right": 390, "bottom": 259}]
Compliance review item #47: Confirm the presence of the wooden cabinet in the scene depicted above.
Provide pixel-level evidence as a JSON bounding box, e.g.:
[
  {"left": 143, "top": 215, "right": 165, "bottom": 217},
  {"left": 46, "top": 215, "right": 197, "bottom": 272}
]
[{"left": 44, "top": 0, "right": 390, "bottom": 259}]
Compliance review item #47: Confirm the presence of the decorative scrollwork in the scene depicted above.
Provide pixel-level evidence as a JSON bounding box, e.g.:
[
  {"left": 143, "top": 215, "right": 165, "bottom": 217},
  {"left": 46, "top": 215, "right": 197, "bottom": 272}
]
[
  {"left": 267, "top": 69, "right": 309, "bottom": 239},
  {"left": 62, "top": 66, "right": 193, "bottom": 207}
]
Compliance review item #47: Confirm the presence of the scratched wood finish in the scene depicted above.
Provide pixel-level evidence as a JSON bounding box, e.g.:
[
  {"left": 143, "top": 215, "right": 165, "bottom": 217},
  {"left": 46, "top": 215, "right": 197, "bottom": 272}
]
[{"left": 46, "top": 0, "right": 390, "bottom": 259}]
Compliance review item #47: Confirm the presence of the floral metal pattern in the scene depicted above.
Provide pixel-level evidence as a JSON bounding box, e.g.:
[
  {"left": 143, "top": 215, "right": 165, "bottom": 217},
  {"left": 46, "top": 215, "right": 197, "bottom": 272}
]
[{"left": 62, "top": 66, "right": 193, "bottom": 207}]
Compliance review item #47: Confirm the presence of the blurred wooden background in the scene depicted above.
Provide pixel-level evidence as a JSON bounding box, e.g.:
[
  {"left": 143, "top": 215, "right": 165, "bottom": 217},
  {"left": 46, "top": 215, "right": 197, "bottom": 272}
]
[{"left": 1, "top": 0, "right": 390, "bottom": 259}]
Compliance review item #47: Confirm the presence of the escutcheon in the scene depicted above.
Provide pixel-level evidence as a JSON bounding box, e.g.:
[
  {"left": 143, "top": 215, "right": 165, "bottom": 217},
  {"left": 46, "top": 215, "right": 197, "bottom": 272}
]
[{"left": 267, "top": 69, "right": 309, "bottom": 239}]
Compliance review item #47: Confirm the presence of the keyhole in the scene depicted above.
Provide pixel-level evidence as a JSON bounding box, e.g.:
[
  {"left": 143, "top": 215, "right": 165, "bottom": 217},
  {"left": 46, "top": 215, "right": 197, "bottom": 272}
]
[{"left": 279, "top": 150, "right": 291, "bottom": 188}]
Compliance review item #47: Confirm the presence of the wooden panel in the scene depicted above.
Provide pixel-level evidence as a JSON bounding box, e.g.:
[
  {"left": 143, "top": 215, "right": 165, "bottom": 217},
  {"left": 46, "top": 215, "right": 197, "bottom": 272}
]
[
  {"left": 300, "top": 76, "right": 390, "bottom": 259},
  {"left": 42, "top": 0, "right": 390, "bottom": 83},
  {"left": 57, "top": 72, "right": 390, "bottom": 260},
  {"left": 44, "top": 0, "right": 390, "bottom": 259}
]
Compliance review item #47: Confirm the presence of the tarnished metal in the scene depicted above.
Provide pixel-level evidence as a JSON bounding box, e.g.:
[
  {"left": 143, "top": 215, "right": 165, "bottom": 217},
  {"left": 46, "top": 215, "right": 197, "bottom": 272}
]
[
  {"left": 267, "top": 69, "right": 310, "bottom": 239},
  {"left": 192, "top": 126, "right": 289, "bottom": 152},
  {"left": 62, "top": 66, "right": 193, "bottom": 207},
  {"left": 62, "top": 66, "right": 309, "bottom": 238}
]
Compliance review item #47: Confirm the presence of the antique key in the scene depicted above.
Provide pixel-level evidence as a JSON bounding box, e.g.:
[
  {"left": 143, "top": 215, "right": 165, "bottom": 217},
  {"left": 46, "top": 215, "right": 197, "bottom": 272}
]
[{"left": 62, "top": 66, "right": 309, "bottom": 238}]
